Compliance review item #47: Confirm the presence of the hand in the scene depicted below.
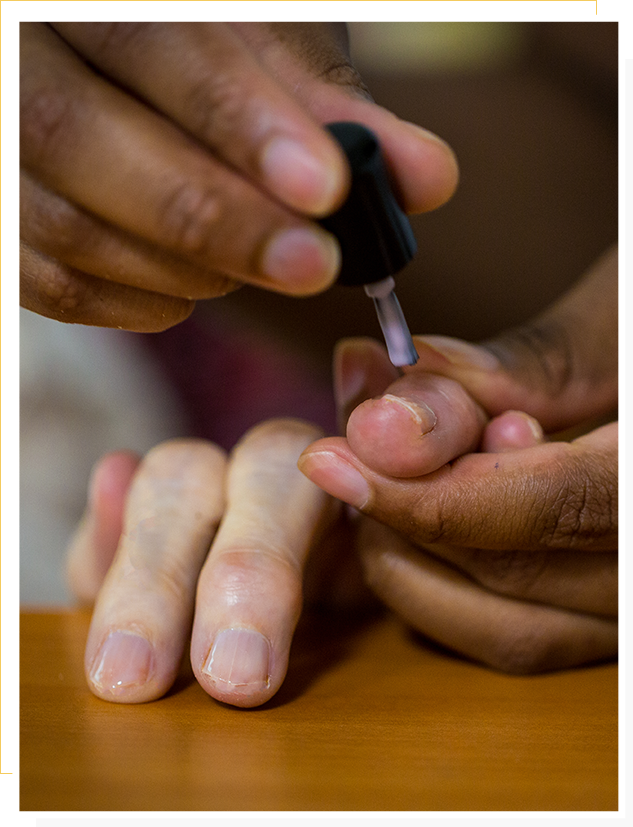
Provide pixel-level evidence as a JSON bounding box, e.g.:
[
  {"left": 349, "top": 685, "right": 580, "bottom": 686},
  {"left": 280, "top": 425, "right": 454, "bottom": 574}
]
[
  {"left": 21, "top": 22, "right": 458, "bottom": 331},
  {"left": 67, "top": 419, "right": 347, "bottom": 707},
  {"left": 299, "top": 248, "right": 618, "bottom": 673}
]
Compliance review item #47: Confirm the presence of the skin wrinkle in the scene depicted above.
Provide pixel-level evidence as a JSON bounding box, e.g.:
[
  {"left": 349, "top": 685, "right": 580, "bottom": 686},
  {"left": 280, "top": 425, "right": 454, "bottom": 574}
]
[
  {"left": 241, "top": 22, "right": 372, "bottom": 104},
  {"left": 20, "top": 72, "right": 77, "bottom": 171},
  {"left": 156, "top": 178, "right": 223, "bottom": 255},
  {"left": 484, "top": 319, "right": 576, "bottom": 398},
  {"left": 468, "top": 547, "right": 551, "bottom": 599},
  {"left": 21, "top": 245, "right": 88, "bottom": 313}
]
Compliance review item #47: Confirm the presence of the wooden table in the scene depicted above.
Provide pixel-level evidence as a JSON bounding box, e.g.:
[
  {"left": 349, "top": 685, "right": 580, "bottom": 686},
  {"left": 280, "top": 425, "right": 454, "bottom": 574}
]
[{"left": 20, "top": 609, "right": 618, "bottom": 812}]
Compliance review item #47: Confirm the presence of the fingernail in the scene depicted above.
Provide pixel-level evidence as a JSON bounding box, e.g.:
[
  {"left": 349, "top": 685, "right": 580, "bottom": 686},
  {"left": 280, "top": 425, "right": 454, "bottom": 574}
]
[
  {"left": 89, "top": 631, "right": 153, "bottom": 696},
  {"left": 261, "top": 226, "right": 340, "bottom": 292},
  {"left": 417, "top": 335, "right": 501, "bottom": 371},
  {"left": 261, "top": 136, "right": 343, "bottom": 215},
  {"left": 298, "top": 451, "right": 371, "bottom": 510},
  {"left": 380, "top": 394, "right": 437, "bottom": 434},
  {"left": 335, "top": 343, "right": 370, "bottom": 412},
  {"left": 203, "top": 628, "right": 271, "bottom": 688}
]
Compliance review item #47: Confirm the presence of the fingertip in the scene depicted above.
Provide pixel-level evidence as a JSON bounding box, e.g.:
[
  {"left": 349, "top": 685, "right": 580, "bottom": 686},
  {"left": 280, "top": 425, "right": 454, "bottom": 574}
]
[
  {"left": 481, "top": 411, "right": 545, "bottom": 453},
  {"left": 399, "top": 120, "right": 460, "bottom": 212},
  {"left": 260, "top": 225, "right": 341, "bottom": 295},
  {"left": 86, "top": 629, "right": 169, "bottom": 704},
  {"left": 298, "top": 441, "right": 372, "bottom": 510},
  {"left": 198, "top": 627, "right": 280, "bottom": 708},
  {"left": 346, "top": 394, "right": 438, "bottom": 477},
  {"left": 260, "top": 131, "right": 350, "bottom": 217},
  {"left": 66, "top": 451, "right": 142, "bottom": 605}
]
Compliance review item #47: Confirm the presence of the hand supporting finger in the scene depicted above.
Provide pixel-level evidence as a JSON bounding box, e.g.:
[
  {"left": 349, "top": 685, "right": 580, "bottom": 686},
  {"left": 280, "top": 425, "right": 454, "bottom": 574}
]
[
  {"left": 402, "top": 246, "right": 618, "bottom": 432},
  {"left": 299, "top": 423, "right": 618, "bottom": 552},
  {"left": 358, "top": 520, "right": 618, "bottom": 674},
  {"left": 190, "top": 419, "right": 333, "bottom": 708}
]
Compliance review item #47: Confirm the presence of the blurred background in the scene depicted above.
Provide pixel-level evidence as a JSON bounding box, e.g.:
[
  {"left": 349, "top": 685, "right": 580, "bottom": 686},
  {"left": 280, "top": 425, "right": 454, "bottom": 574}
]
[{"left": 20, "top": 22, "right": 618, "bottom": 605}]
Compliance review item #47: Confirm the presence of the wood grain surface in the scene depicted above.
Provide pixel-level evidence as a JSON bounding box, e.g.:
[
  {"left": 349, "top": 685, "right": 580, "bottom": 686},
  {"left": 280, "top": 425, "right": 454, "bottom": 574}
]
[{"left": 20, "top": 609, "right": 618, "bottom": 812}]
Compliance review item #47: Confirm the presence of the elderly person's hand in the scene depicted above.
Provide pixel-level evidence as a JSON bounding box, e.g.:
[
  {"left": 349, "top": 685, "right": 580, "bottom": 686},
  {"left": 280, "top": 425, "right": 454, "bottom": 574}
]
[
  {"left": 299, "top": 247, "right": 618, "bottom": 673},
  {"left": 67, "top": 419, "right": 344, "bottom": 707},
  {"left": 20, "top": 22, "right": 457, "bottom": 330}
]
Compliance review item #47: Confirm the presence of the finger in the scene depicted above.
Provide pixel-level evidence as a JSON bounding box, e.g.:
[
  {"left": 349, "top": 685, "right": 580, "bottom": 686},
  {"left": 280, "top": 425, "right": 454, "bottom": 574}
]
[
  {"left": 190, "top": 419, "right": 333, "bottom": 708},
  {"left": 224, "top": 22, "right": 461, "bottom": 214},
  {"left": 405, "top": 246, "right": 617, "bottom": 431},
  {"left": 344, "top": 368, "right": 488, "bottom": 478},
  {"left": 333, "top": 335, "right": 488, "bottom": 477},
  {"left": 20, "top": 241, "right": 195, "bottom": 331},
  {"left": 66, "top": 451, "right": 141, "bottom": 605},
  {"left": 333, "top": 337, "right": 399, "bottom": 432},
  {"left": 21, "top": 170, "right": 240, "bottom": 302},
  {"left": 336, "top": 342, "right": 543, "bottom": 460},
  {"left": 52, "top": 22, "right": 349, "bottom": 216},
  {"left": 21, "top": 23, "right": 340, "bottom": 296},
  {"left": 358, "top": 520, "right": 618, "bottom": 673},
  {"left": 420, "top": 541, "right": 617, "bottom": 616},
  {"left": 298, "top": 423, "right": 618, "bottom": 551},
  {"left": 84, "top": 440, "right": 227, "bottom": 703},
  {"left": 481, "top": 410, "right": 545, "bottom": 453}
]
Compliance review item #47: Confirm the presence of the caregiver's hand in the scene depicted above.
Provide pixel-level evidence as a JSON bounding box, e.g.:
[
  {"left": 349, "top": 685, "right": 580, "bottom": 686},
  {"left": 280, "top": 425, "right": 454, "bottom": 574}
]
[
  {"left": 66, "top": 419, "right": 337, "bottom": 707},
  {"left": 299, "top": 246, "right": 618, "bottom": 673},
  {"left": 20, "top": 22, "right": 458, "bottom": 330}
]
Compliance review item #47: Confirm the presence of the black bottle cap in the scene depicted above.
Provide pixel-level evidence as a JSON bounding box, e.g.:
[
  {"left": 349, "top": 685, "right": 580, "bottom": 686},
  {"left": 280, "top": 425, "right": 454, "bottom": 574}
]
[{"left": 320, "top": 122, "right": 417, "bottom": 287}]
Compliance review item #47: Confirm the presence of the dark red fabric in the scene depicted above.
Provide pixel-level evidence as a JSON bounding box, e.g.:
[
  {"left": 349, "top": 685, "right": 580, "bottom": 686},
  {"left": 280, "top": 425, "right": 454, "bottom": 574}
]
[{"left": 137, "top": 309, "right": 337, "bottom": 450}]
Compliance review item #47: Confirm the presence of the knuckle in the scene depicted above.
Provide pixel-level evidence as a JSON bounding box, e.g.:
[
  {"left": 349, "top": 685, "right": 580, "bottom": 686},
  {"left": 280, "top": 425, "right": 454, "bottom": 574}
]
[
  {"left": 487, "top": 320, "right": 575, "bottom": 398},
  {"left": 82, "top": 22, "right": 154, "bottom": 58},
  {"left": 23, "top": 187, "right": 99, "bottom": 262},
  {"left": 538, "top": 454, "right": 617, "bottom": 549},
  {"left": 207, "top": 548, "right": 303, "bottom": 612},
  {"left": 182, "top": 68, "right": 251, "bottom": 148},
  {"left": 468, "top": 548, "right": 550, "bottom": 599},
  {"left": 157, "top": 180, "right": 222, "bottom": 255},
  {"left": 143, "top": 438, "right": 227, "bottom": 475},
  {"left": 486, "top": 617, "right": 564, "bottom": 675},
  {"left": 20, "top": 247, "right": 89, "bottom": 317},
  {"left": 20, "top": 78, "right": 78, "bottom": 169}
]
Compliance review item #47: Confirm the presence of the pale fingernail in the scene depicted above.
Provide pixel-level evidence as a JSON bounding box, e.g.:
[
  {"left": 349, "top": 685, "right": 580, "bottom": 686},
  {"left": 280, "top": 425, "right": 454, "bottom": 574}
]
[
  {"left": 417, "top": 335, "right": 501, "bottom": 371},
  {"left": 89, "top": 631, "right": 153, "bottom": 696},
  {"left": 381, "top": 394, "right": 437, "bottom": 434},
  {"left": 203, "top": 628, "right": 271, "bottom": 688},
  {"left": 261, "top": 136, "right": 343, "bottom": 215},
  {"left": 298, "top": 451, "right": 371, "bottom": 510},
  {"left": 335, "top": 344, "right": 369, "bottom": 412},
  {"left": 261, "top": 226, "right": 340, "bottom": 292}
]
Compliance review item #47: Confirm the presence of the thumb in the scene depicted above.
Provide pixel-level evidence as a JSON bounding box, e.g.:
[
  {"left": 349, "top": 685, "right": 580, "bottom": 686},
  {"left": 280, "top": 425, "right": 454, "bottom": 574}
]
[
  {"left": 298, "top": 422, "right": 618, "bottom": 552},
  {"left": 409, "top": 245, "right": 617, "bottom": 433}
]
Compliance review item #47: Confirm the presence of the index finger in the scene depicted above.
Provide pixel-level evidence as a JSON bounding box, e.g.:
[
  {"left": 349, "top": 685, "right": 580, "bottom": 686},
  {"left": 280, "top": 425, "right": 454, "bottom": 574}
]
[{"left": 51, "top": 22, "right": 349, "bottom": 217}]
